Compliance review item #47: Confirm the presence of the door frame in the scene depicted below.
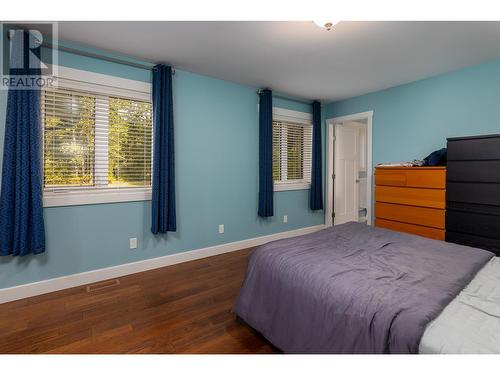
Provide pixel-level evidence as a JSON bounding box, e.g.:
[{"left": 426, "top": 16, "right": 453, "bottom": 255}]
[{"left": 325, "top": 111, "right": 373, "bottom": 227}]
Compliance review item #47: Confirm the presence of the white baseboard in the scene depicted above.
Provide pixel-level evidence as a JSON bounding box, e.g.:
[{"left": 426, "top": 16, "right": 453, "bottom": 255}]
[{"left": 0, "top": 224, "right": 326, "bottom": 304}]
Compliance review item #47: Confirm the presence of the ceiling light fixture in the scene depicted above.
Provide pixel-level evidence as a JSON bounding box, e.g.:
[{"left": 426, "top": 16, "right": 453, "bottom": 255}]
[{"left": 313, "top": 20, "right": 339, "bottom": 31}]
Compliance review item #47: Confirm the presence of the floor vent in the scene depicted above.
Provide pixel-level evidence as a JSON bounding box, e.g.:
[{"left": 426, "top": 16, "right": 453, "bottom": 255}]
[{"left": 86, "top": 279, "right": 120, "bottom": 293}]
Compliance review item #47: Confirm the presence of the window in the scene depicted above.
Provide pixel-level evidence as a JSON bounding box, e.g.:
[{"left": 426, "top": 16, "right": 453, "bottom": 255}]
[
  {"left": 42, "top": 67, "right": 152, "bottom": 207},
  {"left": 272, "top": 108, "right": 313, "bottom": 191}
]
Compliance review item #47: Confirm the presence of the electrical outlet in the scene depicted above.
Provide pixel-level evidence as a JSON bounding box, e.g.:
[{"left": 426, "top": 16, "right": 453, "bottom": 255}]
[
  {"left": 218, "top": 224, "right": 224, "bottom": 234},
  {"left": 283, "top": 215, "right": 288, "bottom": 223},
  {"left": 129, "top": 238, "right": 137, "bottom": 249}
]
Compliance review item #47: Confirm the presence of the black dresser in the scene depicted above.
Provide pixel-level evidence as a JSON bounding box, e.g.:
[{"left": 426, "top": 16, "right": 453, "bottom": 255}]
[{"left": 446, "top": 134, "right": 500, "bottom": 256}]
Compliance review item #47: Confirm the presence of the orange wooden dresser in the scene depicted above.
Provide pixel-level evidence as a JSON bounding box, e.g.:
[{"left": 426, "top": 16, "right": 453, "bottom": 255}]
[{"left": 374, "top": 166, "right": 446, "bottom": 240}]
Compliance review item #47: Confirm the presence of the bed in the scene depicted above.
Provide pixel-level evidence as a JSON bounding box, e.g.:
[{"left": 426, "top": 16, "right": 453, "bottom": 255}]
[{"left": 234, "top": 222, "right": 499, "bottom": 354}]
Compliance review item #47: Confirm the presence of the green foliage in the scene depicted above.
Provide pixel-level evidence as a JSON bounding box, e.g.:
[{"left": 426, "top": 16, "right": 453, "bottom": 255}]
[
  {"left": 286, "top": 125, "right": 304, "bottom": 181},
  {"left": 272, "top": 121, "right": 304, "bottom": 182},
  {"left": 272, "top": 122, "right": 281, "bottom": 182},
  {"left": 43, "top": 90, "right": 152, "bottom": 189},
  {"left": 108, "top": 97, "right": 152, "bottom": 187},
  {"left": 44, "top": 93, "right": 95, "bottom": 187}
]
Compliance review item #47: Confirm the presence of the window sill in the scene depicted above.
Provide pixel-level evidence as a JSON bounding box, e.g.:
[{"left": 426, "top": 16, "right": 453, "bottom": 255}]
[
  {"left": 274, "top": 182, "right": 311, "bottom": 192},
  {"left": 43, "top": 188, "right": 152, "bottom": 208}
]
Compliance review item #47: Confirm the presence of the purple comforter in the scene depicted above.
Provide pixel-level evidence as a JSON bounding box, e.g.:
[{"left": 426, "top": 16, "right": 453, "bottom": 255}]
[{"left": 234, "top": 222, "right": 493, "bottom": 353}]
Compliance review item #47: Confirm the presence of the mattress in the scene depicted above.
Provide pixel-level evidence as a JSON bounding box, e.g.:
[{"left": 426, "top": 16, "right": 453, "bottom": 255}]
[{"left": 420, "top": 257, "right": 500, "bottom": 354}]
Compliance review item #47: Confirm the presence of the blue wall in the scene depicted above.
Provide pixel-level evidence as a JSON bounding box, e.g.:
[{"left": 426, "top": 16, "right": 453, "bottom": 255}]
[
  {"left": 326, "top": 58, "right": 500, "bottom": 165},
  {"left": 0, "top": 46, "right": 324, "bottom": 289}
]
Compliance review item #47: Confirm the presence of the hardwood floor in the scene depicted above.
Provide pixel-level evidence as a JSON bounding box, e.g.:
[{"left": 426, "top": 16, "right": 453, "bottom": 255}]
[{"left": 0, "top": 248, "right": 278, "bottom": 354}]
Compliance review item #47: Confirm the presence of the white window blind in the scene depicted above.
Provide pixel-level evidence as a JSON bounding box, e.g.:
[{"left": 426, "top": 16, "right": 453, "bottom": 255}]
[
  {"left": 42, "top": 88, "right": 153, "bottom": 194},
  {"left": 272, "top": 120, "right": 312, "bottom": 189}
]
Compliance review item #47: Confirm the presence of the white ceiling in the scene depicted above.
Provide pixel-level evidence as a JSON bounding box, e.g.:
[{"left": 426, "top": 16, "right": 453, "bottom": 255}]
[{"left": 57, "top": 21, "right": 500, "bottom": 102}]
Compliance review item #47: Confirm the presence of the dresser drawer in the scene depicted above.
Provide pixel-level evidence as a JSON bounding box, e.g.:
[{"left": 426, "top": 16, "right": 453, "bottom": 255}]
[
  {"left": 446, "top": 210, "right": 500, "bottom": 239},
  {"left": 375, "top": 168, "right": 446, "bottom": 188},
  {"left": 375, "top": 219, "right": 445, "bottom": 240},
  {"left": 446, "top": 231, "right": 500, "bottom": 255},
  {"left": 446, "top": 201, "right": 500, "bottom": 216},
  {"left": 375, "top": 169, "right": 407, "bottom": 186},
  {"left": 447, "top": 160, "right": 500, "bottom": 183},
  {"left": 375, "top": 186, "right": 445, "bottom": 209},
  {"left": 448, "top": 135, "right": 500, "bottom": 161},
  {"left": 375, "top": 202, "right": 444, "bottom": 229},
  {"left": 447, "top": 182, "right": 500, "bottom": 206}
]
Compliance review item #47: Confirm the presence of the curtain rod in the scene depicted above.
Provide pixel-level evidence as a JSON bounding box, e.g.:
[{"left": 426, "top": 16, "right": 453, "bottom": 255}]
[
  {"left": 46, "top": 42, "right": 176, "bottom": 74},
  {"left": 6, "top": 31, "right": 174, "bottom": 73},
  {"left": 256, "top": 90, "right": 313, "bottom": 105}
]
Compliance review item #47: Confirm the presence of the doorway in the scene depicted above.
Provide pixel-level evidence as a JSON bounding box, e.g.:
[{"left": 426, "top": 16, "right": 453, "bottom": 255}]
[{"left": 325, "top": 111, "right": 373, "bottom": 227}]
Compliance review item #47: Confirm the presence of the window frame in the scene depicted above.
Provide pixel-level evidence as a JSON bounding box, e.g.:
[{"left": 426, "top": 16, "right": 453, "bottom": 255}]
[
  {"left": 272, "top": 107, "right": 313, "bottom": 192},
  {"left": 42, "top": 66, "right": 153, "bottom": 208}
]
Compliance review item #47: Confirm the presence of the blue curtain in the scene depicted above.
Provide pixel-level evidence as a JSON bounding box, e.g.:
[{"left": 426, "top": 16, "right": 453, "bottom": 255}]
[
  {"left": 0, "top": 30, "right": 45, "bottom": 256},
  {"left": 258, "top": 89, "right": 273, "bottom": 217},
  {"left": 310, "top": 100, "right": 323, "bottom": 210},
  {"left": 151, "top": 64, "right": 176, "bottom": 234}
]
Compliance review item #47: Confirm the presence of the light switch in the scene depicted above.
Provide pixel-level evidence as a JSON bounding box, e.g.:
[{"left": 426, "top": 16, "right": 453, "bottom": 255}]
[{"left": 129, "top": 238, "right": 137, "bottom": 249}]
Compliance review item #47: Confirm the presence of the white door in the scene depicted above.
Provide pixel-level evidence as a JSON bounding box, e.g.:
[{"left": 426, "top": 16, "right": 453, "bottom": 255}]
[{"left": 334, "top": 124, "right": 359, "bottom": 225}]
